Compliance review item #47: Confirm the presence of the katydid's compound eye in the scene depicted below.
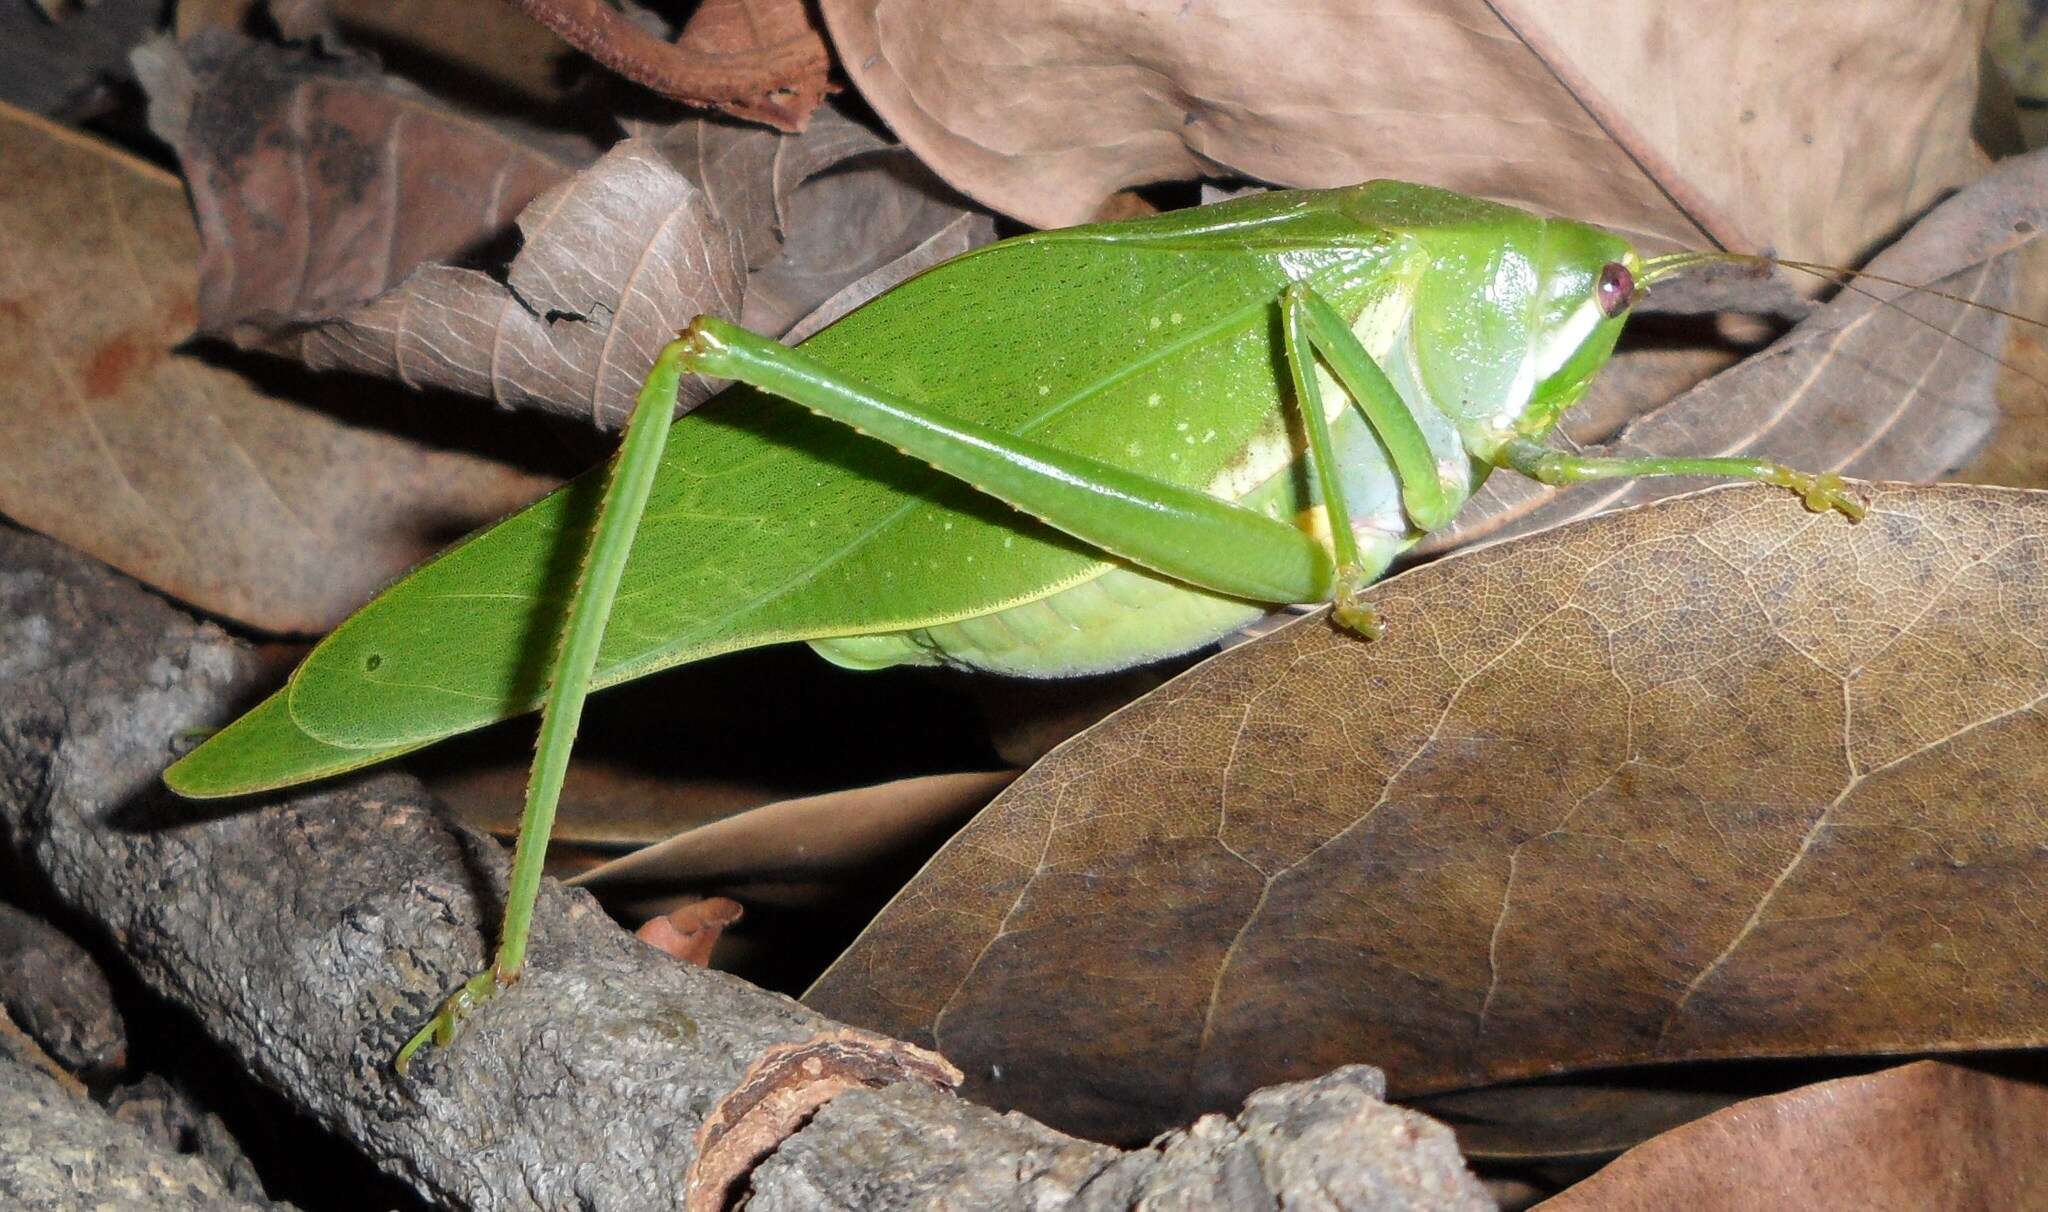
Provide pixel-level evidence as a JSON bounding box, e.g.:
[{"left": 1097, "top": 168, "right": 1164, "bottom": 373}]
[{"left": 1596, "top": 262, "right": 1634, "bottom": 318}]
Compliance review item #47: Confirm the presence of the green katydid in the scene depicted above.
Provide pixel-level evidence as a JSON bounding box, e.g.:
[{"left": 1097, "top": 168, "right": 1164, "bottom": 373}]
[{"left": 161, "top": 181, "right": 1870, "bottom": 1068}]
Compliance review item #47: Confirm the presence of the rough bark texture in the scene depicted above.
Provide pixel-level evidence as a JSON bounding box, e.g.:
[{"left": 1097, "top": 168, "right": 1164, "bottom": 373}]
[
  {"left": 0, "top": 525, "right": 1490, "bottom": 1211},
  {"left": 749, "top": 1067, "right": 1491, "bottom": 1212},
  {"left": 0, "top": 1046, "right": 280, "bottom": 1211}
]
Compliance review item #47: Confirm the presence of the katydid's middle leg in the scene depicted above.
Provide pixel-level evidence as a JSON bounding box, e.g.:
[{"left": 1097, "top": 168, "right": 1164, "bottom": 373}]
[
  {"left": 1278, "top": 287, "right": 1381, "bottom": 638},
  {"left": 1497, "top": 439, "right": 1867, "bottom": 520},
  {"left": 1279, "top": 283, "right": 1465, "bottom": 639}
]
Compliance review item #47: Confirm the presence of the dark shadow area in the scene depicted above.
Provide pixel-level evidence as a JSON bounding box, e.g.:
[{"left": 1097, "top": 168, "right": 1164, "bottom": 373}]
[
  {"left": 180, "top": 337, "right": 601, "bottom": 491},
  {"left": 1416, "top": 1051, "right": 2048, "bottom": 1197}
]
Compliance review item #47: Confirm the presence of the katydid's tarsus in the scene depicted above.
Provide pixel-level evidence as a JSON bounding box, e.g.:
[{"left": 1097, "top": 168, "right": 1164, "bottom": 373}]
[{"left": 160, "top": 181, "right": 1869, "bottom": 1069}]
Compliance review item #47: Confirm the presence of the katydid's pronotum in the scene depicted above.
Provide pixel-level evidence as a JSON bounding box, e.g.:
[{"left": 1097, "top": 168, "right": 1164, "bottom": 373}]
[{"left": 163, "top": 181, "right": 1877, "bottom": 1069}]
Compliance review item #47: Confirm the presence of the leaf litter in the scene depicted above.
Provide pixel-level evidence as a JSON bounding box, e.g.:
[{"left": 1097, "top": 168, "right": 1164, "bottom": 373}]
[
  {"left": 1535, "top": 1061, "right": 2048, "bottom": 1210},
  {"left": 12, "top": 2, "right": 2048, "bottom": 1200},
  {"left": 819, "top": 0, "right": 1989, "bottom": 268}
]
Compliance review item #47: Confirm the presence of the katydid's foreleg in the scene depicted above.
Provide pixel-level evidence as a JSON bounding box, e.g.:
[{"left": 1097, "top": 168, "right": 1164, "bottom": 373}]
[
  {"left": 678, "top": 316, "right": 1337, "bottom": 606},
  {"left": 394, "top": 339, "right": 686, "bottom": 1074},
  {"left": 1496, "top": 438, "right": 1867, "bottom": 521}
]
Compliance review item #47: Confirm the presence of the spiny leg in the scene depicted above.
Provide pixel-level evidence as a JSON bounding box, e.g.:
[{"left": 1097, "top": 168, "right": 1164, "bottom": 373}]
[
  {"left": 1496, "top": 438, "right": 1867, "bottom": 521},
  {"left": 395, "top": 340, "right": 685, "bottom": 1073}
]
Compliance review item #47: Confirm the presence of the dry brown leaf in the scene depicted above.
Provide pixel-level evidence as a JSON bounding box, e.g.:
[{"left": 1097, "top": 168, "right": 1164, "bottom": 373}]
[
  {"left": 1416, "top": 1080, "right": 1746, "bottom": 1163},
  {"left": 1423, "top": 145, "right": 2048, "bottom": 556},
  {"left": 1536, "top": 1061, "right": 2048, "bottom": 1210},
  {"left": 670, "top": 0, "right": 834, "bottom": 132},
  {"left": 778, "top": 211, "right": 996, "bottom": 345},
  {"left": 739, "top": 160, "right": 986, "bottom": 336},
  {"left": 634, "top": 105, "right": 893, "bottom": 275},
  {"left": 285, "top": 131, "right": 750, "bottom": 428},
  {"left": 572, "top": 770, "right": 1017, "bottom": 912},
  {"left": 809, "top": 483, "right": 2048, "bottom": 1142},
  {"left": 0, "top": 105, "right": 551, "bottom": 632},
  {"left": 495, "top": 0, "right": 830, "bottom": 131},
  {"left": 435, "top": 761, "right": 784, "bottom": 849},
  {"left": 134, "top": 30, "right": 577, "bottom": 339},
  {"left": 821, "top": 0, "right": 1987, "bottom": 267}
]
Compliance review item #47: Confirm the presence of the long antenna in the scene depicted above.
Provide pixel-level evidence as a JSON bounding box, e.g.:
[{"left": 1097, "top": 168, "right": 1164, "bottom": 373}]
[
  {"left": 1638, "top": 249, "right": 2044, "bottom": 391},
  {"left": 1643, "top": 250, "right": 2048, "bottom": 334}
]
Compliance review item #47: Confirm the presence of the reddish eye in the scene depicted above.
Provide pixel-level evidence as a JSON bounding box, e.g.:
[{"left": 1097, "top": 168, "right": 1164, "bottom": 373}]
[{"left": 1596, "top": 262, "right": 1634, "bottom": 318}]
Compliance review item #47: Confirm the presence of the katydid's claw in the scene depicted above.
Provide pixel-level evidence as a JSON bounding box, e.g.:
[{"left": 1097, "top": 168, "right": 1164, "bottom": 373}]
[
  {"left": 1332, "top": 569, "right": 1385, "bottom": 641},
  {"left": 394, "top": 967, "right": 505, "bottom": 1075},
  {"left": 1777, "top": 469, "right": 1865, "bottom": 522}
]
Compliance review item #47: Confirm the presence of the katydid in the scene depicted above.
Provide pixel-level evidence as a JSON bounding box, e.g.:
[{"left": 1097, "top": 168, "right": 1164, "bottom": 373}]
[{"left": 160, "top": 181, "right": 1867, "bottom": 1068}]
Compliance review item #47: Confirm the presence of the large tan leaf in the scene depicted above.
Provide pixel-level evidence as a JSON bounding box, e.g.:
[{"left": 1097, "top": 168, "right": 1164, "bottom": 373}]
[
  {"left": 1536, "top": 1061, "right": 2048, "bottom": 1210},
  {"left": 0, "top": 105, "right": 550, "bottom": 632},
  {"left": 1425, "top": 147, "right": 2048, "bottom": 555},
  {"left": 820, "top": 0, "right": 1988, "bottom": 266},
  {"left": 809, "top": 483, "right": 2048, "bottom": 1142}
]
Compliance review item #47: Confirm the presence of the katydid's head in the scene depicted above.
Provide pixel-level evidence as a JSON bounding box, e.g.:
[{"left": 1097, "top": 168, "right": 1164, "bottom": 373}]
[{"left": 1398, "top": 212, "right": 1642, "bottom": 450}]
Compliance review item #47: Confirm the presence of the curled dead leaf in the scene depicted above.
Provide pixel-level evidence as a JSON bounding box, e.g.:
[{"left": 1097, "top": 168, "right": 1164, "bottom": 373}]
[
  {"left": 637, "top": 897, "right": 745, "bottom": 966},
  {"left": 572, "top": 770, "right": 1017, "bottom": 912},
  {"left": 134, "top": 30, "right": 577, "bottom": 339},
  {"left": 508, "top": 0, "right": 832, "bottom": 131}
]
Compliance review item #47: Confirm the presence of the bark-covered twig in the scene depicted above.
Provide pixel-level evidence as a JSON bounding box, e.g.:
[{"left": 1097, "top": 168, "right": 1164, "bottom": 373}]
[
  {"left": 0, "top": 526, "right": 1490, "bottom": 1211},
  {"left": 0, "top": 1025, "right": 281, "bottom": 1211}
]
